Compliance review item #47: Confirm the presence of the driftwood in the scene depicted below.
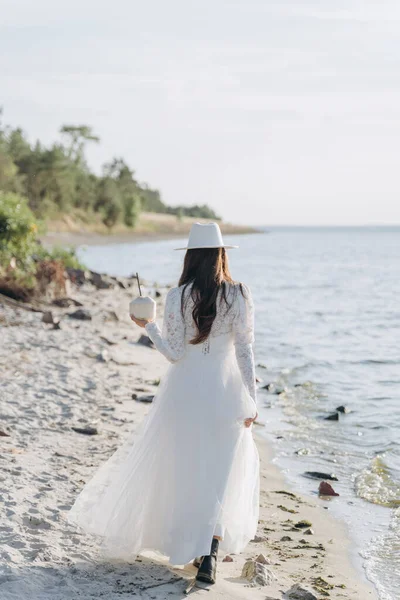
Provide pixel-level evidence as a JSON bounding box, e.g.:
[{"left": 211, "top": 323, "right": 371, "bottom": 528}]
[{"left": 0, "top": 292, "right": 44, "bottom": 313}]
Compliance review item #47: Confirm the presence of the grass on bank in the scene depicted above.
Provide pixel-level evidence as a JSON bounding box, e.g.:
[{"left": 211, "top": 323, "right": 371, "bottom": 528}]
[{"left": 45, "top": 210, "right": 258, "bottom": 237}]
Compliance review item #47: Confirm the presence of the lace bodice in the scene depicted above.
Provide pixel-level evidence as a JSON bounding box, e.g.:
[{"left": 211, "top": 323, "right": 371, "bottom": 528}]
[{"left": 145, "top": 283, "right": 257, "bottom": 404}]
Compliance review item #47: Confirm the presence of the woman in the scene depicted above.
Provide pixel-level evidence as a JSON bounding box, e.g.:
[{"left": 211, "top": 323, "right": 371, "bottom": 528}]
[{"left": 68, "top": 222, "right": 260, "bottom": 585}]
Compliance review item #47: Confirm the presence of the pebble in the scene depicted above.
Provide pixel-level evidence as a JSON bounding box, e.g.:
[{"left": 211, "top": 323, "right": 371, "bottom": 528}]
[
  {"left": 295, "top": 448, "right": 310, "bottom": 456},
  {"left": 101, "top": 310, "right": 119, "bottom": 322},
  {"left": 336, "top": 405, "right": 350, "bottom": 413},
  {"left": 100, "top": 335, "right": 119, "bottom": 345},
  {"left": 285, "top": 583, "right": 318, "bottom": 600},
  {"left": 319, "top": 481, "right": 340, "bottom": 497},
  {"left": 71, "top": 426, "right": 98, "bottom": 435},
  {"left": 255, "top": 553, "right": 272, "bottom": 564},
  {"left": 241, "top": 558, "right": 276, "bottom": 586},
  {"left": 135, "top": 395, "right": 155, "bottom": 403},
  {"left": 90, "top": 271, "right": 115, "bottom": 290},
  {"left": 222, "top": 555, "right": 233, "bottom": 562},
  {"left": 324, "top": 412, "right": 339, "bottom": 421},
  {"left": 69, "top": 309, "right": 92, "bottom": 321},
  {"left": 42, "top": 311, "right": 56, "bottom": 324},
  {"left": 304, "top": 471, "right": 338, "bottom": 481},
  {"left": 294, "top": 520, "right": 312, "bottom": 529},
  {"left": 137, "top": 335, "right": 154, "bottom": 348},
  {"left": 97, "top": 350, "right": 109, "bottom": 362},
  {"left": 251, "top": 534, "right": 268, "bottom": 543},
  {"left": 52, "top": 297, "right": 83, "bottom": 307}
]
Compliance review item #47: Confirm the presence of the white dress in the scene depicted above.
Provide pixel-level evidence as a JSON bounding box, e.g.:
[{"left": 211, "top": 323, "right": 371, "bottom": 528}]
[{"left": 68, "top": 282, "right": 260, "bottom": 566}]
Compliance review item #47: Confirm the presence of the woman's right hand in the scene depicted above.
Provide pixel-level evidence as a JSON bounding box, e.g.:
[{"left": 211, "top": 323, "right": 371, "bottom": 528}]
[
  {"left": 244, "top": 412, "right": 258, "bottom": 428},
  {"left": 130, "top": 315, "right": 153, "bottom": 328}
]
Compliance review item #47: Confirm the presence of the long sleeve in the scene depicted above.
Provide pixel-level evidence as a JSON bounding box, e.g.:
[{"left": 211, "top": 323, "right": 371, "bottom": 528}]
[
  {"left": 233, "top": 285, "right": 257, "bottom": 406},
  {"left": 145, "top": 287, "right": 186, "bottom": 364}
]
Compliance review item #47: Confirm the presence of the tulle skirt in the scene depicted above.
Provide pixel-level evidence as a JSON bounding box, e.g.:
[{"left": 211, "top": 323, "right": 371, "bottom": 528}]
[{"left": 67, "top": 334, "right": 260, "bottom": 566}]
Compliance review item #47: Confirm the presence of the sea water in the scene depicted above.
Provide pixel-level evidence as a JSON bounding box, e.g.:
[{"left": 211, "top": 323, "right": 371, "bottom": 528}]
[{"left": 77, "top": 227, "right": 400, "bottom": 600}]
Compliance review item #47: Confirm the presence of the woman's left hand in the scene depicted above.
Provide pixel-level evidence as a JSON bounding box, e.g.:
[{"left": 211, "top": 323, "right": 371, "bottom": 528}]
[
  {"left": 244, "top": 412, "right": 258, "bottom": 428},
  {"left": 130, "top": 315, "right": 153, "bottom": 328}
]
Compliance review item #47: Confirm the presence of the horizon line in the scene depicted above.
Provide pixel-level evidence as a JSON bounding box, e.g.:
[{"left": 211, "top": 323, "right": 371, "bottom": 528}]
[{"left": 248, "top": 223, "right": 400, "bottom": 228}]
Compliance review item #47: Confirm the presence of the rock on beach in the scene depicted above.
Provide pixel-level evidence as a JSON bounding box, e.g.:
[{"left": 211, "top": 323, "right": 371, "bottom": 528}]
[
  {"left": 319, "top": 481, "right": 340, "bottom": 497},
  {"left": 241, "top": 555, "right": 276, "bottom": 586}
]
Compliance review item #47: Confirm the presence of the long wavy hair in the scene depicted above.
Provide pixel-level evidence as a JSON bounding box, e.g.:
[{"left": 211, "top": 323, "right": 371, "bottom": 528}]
[{"left": 179, "top": 247, "right": 243, "bottom": 345}]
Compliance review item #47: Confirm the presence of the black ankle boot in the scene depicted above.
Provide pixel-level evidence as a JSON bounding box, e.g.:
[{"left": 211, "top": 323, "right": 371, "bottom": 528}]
[{"left": 196, "top": 538, "right": 219, "bottom": 584}]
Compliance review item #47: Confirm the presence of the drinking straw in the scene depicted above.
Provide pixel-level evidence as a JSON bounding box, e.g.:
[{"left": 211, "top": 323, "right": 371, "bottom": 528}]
[{"left": 136, "top": 272, "right": 142, "bottom": 296}]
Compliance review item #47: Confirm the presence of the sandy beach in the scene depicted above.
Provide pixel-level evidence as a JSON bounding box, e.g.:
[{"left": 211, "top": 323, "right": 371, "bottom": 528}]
[{"left": 0, "top": 279, "right": 377, "bottom": 600}]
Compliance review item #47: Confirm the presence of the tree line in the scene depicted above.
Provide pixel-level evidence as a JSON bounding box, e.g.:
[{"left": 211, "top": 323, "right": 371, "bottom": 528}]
[{"left": 0, "top": 110, "right": 220, "bottom": 229}]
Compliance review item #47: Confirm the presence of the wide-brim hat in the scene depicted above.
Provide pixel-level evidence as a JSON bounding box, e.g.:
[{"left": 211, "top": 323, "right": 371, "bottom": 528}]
[{"left": 174, "top": 222, "right": 238, "bottom": 251}]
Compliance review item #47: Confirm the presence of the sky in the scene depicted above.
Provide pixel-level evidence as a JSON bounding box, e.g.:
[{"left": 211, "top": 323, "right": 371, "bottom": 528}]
[{"left": 1, "top": 0, "right": 400, "bottom": 225}]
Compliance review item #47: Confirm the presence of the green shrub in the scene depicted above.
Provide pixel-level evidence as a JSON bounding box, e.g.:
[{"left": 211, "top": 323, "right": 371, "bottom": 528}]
[
  {"left": 0, "top": 190, "right": 85, "bottom": 300},
  {"left": 35, "top": 244, "right": 85, "bottom": 270},
  {"left": 0, "top": 191, "right": 38, "bottom": 270},
  {"left": 123, "top": 194, "right": 140, "bottom": 228}
]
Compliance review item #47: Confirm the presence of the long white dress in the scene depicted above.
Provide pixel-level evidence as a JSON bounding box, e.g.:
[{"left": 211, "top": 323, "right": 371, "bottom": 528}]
[{"left": 68, "top": 282, "right": 260, "bottom": 566}]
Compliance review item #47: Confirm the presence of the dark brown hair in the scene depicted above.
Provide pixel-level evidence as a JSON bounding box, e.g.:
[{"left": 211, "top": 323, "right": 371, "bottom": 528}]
[{"left": 179, "top": 247, "right": 242, "bottom": 345}]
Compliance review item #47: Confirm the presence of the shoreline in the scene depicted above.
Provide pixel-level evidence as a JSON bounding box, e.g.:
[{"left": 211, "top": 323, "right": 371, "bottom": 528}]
[
  {"left": 254, "top": 429, "right": 377, "bottom": 595},
  {"left": 0, "top": 281, "right": 377, "bottom": 599},
  {"left": 40, "top": 212, "right": 261, "bottom": 249},
  {"left": 39, "top": 229, "right": 213, "bottom": 249},
  {"left": 40, "top": 228, "right": 261, "bottom": 249},
  {"left": 40, "top": 230, "right": 198, "bottom": 249}
]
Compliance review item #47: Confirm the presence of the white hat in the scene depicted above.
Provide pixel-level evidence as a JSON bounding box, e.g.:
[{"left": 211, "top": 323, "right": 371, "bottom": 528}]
[{"left": 174, "top": 222, "right": 239, "bottom": 251}]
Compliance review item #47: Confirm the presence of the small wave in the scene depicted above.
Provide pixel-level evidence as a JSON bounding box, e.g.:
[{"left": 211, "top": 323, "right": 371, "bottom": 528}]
[
  {"left": 355, "top": 457, "right": 400, "bottom": 508},
  {"left": 362, "top": 508, "right": 400, "bottom": 600},
  {"left": 360, "top": 359, "right": 400, "bottom": 365},
  {"left": 338, "top": 359, "right": 400, "bottom": 366},
  {"left": 291, "top": 361, "right": 333, "bottom": 372}
]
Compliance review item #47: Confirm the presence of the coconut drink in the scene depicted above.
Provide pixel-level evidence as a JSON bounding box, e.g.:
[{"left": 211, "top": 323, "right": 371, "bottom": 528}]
[
  {"left": 129, "top": 296, "right": 156, "bottom": 320},
  {"left": 129, "top": 273, "right": 156, "bottom": 321}
]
